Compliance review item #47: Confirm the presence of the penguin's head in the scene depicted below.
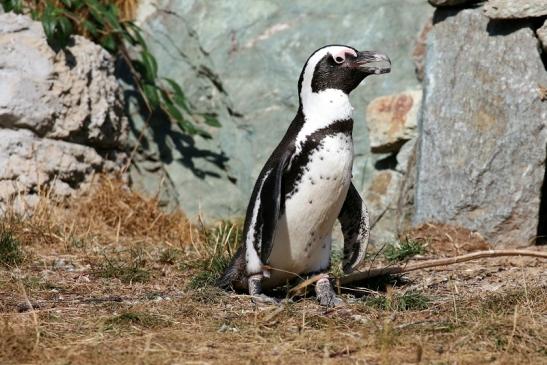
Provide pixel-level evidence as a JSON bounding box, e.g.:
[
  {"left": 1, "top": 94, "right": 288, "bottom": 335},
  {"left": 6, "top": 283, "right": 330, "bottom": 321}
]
[{"left": 298, "top": 45, "right": 391, "bottom": 101}]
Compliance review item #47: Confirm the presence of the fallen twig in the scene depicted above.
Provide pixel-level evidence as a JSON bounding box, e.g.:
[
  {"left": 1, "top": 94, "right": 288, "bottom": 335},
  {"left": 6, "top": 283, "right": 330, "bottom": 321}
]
[{"left": 289, "top": 249, "right": 547, "bottom": 296}]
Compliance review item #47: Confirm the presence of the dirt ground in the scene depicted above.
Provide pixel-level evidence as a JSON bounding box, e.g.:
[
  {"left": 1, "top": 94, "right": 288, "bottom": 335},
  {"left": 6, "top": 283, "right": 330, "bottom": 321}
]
[{"left": 0, "top": 180, "right": 546, "bottom": 364}]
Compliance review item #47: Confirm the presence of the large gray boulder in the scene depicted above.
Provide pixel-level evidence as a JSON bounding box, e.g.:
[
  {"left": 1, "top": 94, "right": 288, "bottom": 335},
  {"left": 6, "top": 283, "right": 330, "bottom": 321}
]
[
  {"left": 0, "top": 13, "right": 128, "bottom": 210},
  {"left": 131, "top": 0, "right": 433, "bottom": 217},
  {"left": 414, "top": 8, "right": 547, "bottom": 245}
]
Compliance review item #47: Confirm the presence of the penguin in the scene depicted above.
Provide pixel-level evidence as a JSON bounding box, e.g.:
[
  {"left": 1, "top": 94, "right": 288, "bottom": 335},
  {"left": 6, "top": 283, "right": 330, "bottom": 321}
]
[{"left": 218, "top": 45, "right": 391, "bottom": 306}]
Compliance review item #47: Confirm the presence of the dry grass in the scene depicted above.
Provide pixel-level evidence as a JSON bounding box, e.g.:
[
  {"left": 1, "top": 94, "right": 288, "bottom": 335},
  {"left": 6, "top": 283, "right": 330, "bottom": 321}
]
[
  {"left": 21, "top": 0, "right": 138, "bottom": 21},
  {"left": 0, "top": 177, "right": 546, "bottom": 364}
]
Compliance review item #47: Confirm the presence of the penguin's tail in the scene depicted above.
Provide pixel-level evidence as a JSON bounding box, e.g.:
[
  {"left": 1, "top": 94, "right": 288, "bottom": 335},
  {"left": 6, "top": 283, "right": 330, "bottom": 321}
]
[{"left": 216, "top": 245, "right": 246, "bottom": 289}]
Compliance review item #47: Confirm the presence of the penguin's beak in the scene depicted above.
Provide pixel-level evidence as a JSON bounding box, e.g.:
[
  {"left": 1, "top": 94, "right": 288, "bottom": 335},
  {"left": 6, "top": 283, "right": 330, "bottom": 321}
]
[{"left": 353, "top": 51, "right": 391, "bottom": 75}]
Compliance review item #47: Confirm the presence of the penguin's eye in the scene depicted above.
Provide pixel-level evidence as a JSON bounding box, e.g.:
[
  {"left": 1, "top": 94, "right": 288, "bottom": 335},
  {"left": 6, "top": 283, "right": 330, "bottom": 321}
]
[{"left": 334, "top": 56, "right": 345, "bottom": 64}]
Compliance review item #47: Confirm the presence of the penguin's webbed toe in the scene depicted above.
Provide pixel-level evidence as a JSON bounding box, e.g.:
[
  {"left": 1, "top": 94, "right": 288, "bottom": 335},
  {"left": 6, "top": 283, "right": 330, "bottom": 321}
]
[
  {"left": 251, "top": 293, "right": 281, "bottom": 306},
  {"left": 316, "top": 276, "right": 344, "bottom": 308}
]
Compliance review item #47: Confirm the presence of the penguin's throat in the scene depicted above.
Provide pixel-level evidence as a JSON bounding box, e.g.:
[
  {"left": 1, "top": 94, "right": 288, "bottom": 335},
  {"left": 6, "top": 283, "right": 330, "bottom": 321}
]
[{"left": 297, "top": 88, "right": 354, "bottom": 143}]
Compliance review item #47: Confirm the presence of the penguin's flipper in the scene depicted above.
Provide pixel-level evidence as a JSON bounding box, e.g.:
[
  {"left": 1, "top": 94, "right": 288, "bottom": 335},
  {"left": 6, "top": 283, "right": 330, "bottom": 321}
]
[
  {"left": 338, "top": 182, "right": 370, "bottom": 273},
  {"left": 257, "top": 146, "right": 294, "bottom": 263}
]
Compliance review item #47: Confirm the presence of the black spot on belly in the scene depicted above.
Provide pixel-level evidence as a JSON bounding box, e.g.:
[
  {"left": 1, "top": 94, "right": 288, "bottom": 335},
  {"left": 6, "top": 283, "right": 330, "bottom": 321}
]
[{"left": 308, "top": 200, "right": 313, "bottom": 204}]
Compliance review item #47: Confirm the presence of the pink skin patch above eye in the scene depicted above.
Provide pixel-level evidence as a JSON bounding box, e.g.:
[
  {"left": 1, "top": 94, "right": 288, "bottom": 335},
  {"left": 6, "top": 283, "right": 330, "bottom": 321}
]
[{"left": 331, "top": 47, "right": 357, "bottom": 61}]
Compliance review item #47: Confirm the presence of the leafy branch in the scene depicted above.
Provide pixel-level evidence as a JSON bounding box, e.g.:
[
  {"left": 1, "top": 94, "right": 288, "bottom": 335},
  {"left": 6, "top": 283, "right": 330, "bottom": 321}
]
[{"left": 1, "top": 0, "right": 220, "bottom": 138}]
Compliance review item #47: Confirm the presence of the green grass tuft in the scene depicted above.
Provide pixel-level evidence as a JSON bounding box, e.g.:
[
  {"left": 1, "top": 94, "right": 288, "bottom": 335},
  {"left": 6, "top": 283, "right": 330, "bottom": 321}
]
[
  {"left": 364, "top": 291, "right": 430, "bottom": 311},
  {"left": 329, "top": 246, "right": 345, "bottom": 278},
  {"left": 188, "top": 254, "right": 231, "bottom": 289},
  {"left": 96, "top": 247, "right": 150, "bottom": 283},
  {"left": 383, "top": 238, "right": 426, "bottom": 263},
  {"left": 186, "top": 220, "right": 243, "bottom": 289},
  {"left": 105, "top": 311, "right": 169, "bottom": 329},
  {"left": 158, "top": 247, "right": 180, "bottom": 265},
  {"left": 0, "top": 228, "right": 24, "bottom": 267}
]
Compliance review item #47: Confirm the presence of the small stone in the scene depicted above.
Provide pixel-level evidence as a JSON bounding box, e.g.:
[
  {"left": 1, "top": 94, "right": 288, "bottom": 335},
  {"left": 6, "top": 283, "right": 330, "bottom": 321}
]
[
  {"left": 17, "top": 301, "right": 41, "bottom": 312},
  {"left": 484, "top": 0, "right": 547, "bottom": 19},
  {"left": 428, "top": 0, "right": 478, "bottom": 6}
]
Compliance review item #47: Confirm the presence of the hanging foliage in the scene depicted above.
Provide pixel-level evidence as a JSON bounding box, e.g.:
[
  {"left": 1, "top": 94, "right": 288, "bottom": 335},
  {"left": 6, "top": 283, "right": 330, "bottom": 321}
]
[{"left": 1, "top": 0, "right": 220, "bottom": 138}]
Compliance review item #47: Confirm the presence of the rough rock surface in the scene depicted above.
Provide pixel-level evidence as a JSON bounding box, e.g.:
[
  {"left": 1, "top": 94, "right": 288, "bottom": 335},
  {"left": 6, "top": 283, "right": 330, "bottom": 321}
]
[
  {"left": 131, "top": 0, "right": 433, "bottom": 217},
  {"left": 412, "top": 18, "right": 433, "bottom": 81},
  {"left": 484, "top": 0, "right": 547, "bottom": 19},
  {"left": 366, "top": 90, "right": 421, "bottom": 153},
  {"left": 395, "top": 137, "right": 417, "bottom": 175},
  {"left": 397, "top": 138, "right": 418, "bottom": 235},
  {"left": 365, "top": 170, "right": 403, "bottom": 244},
  {"left": 414, "top": 8, "right": 547, "bottom": 246},
  {"left": 537, "top": 19, "right": 547, "bottom": 52},
  {"left": 0, "top": 14, "right": 127, "bottom": 148},
  {"left": 0, "top": 130, "right": 120, "bottom": 210},
  {"left": 428, "top": 0, "right": 479, "bottom": 7},
  {"left": 0, "top": 13, "right": 127, "bottom": 209}
]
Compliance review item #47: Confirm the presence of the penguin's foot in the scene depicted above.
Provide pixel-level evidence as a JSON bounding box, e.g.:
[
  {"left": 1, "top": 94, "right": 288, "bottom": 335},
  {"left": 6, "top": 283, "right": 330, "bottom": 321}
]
[
  {"left": 251, "top": 293, "right": 281, "bottom": 305},
  {"left": 248, "top": 274, "right": 279, "bottom": 305},
  {"left": 316, "top": 276, "right": 344, "bottom": 307}
]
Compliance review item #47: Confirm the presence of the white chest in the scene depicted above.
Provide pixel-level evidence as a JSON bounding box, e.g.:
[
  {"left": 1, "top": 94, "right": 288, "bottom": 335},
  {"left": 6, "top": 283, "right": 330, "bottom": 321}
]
[{"left": 265, "top": 133, "right": 354, "bottom": 287}]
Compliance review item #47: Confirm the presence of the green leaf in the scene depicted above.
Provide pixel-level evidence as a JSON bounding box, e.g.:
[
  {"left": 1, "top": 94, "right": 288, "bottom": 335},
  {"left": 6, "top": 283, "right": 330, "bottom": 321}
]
[
  {"left": 141, "top": 51, "right": 158, "bottom": 81},
  {"left": 203, "top": 114, "right": 221, "bottom": 128},
  {"left": 123, "top": 22, "right": 148, "bottom": 50},
  {"left": 178, "top": 120, "right": 212, "bottom": 139},
  {"left": 57, "top": 16, "right": 73, "bottom": 41},
  {"left": 102, "top": 4, "right": 122, "bottom": 32},
  {"left": 83, "top": 20, "right": 98, "bottom": 37},
  {"left": 42, "top": 14, "right": 56, "bottom": 41},
  {"left": 160, "top": 91, "right": 183, "bottom": 121},
  {"left": 163, "top": 78, "right": 190, "bottom": 112},
  {"left": 4, "top": 0, "right": 23, "bottom": 13},
  {"left": 142, "top": 84, "right": 160, "bottom": 109},
  {"left": 101, "top": 34, "right": 117, "bottom": 53}
]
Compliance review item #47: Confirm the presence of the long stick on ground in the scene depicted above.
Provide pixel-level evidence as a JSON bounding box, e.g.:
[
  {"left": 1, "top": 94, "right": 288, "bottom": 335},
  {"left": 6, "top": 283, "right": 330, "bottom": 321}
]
[{"left": 289, "top": 249, "right": 547, "bottom": 296}]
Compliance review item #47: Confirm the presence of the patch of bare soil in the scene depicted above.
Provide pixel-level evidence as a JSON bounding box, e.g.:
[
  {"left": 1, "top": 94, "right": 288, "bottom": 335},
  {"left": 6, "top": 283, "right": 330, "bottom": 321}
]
[{"left": 0, "top": 181, "right": 545, "bottom": 364}]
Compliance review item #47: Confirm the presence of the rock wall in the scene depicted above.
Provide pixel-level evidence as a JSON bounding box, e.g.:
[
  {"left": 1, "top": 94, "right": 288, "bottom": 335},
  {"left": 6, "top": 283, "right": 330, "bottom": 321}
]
[
  {"left": 0, "top": 13, "right": 128, "bottom": 211},
  {"left": 365, "top": 1, "right": 547, "bottom": 246},
  {"left": 130, "top": 0, "right": 433, "bottom": 218},
  {"left": 414, "top": 7, "right": 547, "bottom": 245}
]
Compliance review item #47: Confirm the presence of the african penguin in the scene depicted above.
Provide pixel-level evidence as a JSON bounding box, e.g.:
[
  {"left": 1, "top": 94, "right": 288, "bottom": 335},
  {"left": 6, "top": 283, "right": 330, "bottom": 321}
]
[{"left": 218, "top": 45, "right": 391, "bottom": 306}]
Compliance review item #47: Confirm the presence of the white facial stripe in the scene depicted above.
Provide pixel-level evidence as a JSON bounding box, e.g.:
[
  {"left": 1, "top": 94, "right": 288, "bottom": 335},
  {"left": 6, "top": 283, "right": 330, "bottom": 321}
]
[
  {"left": 300, "top": 46, "right": 356, "bottom": 103},
  {"left": 297, "top": 46, "right": 356, "bottom": 147}
]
